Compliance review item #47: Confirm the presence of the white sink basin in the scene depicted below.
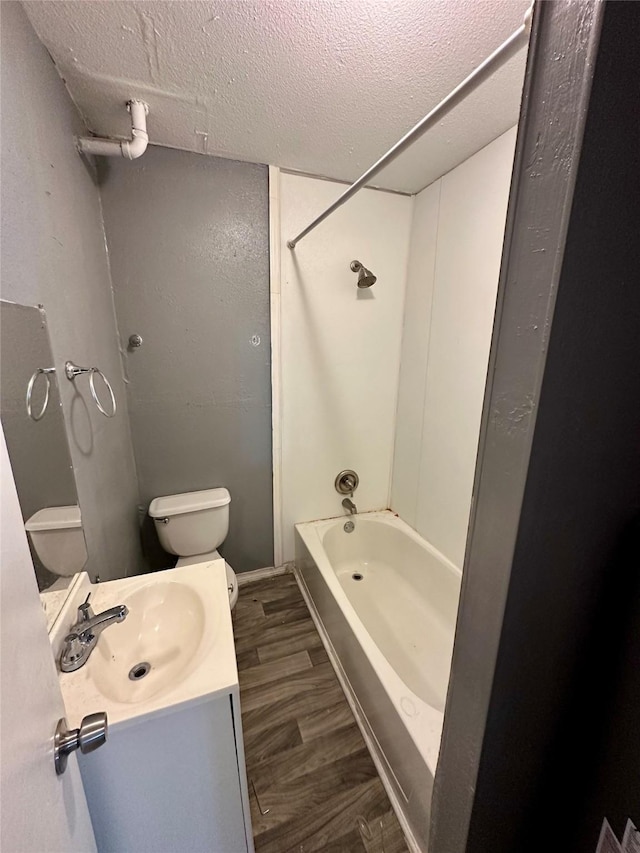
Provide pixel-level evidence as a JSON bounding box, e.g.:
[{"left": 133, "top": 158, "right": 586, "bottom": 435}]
[
  {"left": 58, "top": 560, "right": 238, "bottom": 730},
  {"left": 92, "top": 581, "right": 206, "bottom": 704}
]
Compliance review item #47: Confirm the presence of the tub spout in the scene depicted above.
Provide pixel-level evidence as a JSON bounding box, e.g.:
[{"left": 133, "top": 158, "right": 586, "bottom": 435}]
[{"left": 342, "top": 498, "right": 357, "bottom": 515}]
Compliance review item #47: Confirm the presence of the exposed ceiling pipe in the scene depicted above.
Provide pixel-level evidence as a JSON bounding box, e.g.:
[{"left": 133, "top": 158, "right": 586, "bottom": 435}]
[{"left": 76, "top": 99, "right": 149, "bottom": 159}]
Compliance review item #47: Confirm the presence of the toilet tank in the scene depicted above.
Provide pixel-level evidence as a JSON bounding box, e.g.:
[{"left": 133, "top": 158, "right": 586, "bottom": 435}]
[
  {"left": 149, "top": 488, "right": 231, "bottom": 557},
  {"left": 25, "top": 505, "right": 87, "bottom": 577}
]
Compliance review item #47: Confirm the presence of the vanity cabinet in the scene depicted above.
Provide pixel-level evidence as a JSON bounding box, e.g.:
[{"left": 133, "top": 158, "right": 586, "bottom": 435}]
[
  {"left": 55, "top": 561, "right": 254, "bottom": 853},
  {"left": 79, "top": 689, "right": 252, "bottom": 853}
]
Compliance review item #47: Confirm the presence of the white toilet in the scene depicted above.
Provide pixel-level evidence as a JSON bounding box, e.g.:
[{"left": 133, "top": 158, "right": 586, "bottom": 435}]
[
  {"left": 25, "top": 505, "right": 88, "bottom": 577},
  {"left": 148, "top": 487, "right": 238, "bottom": 609}
]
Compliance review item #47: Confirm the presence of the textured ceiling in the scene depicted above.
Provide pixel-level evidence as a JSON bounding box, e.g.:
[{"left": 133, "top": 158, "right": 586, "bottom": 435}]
[{"left": 24, "top": 0, "right": 529, "bottom": 193}]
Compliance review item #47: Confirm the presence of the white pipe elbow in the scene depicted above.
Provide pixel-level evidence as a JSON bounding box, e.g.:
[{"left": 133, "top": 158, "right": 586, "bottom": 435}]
[
  {"left": 121, "top": 100, "right": 149, "bottom": 159},
  {"left": 77, "top": 99, "right": 149, "bottom": 160},
  {"left": 121, "top": 130, "right": 148, "bottom": 159}
]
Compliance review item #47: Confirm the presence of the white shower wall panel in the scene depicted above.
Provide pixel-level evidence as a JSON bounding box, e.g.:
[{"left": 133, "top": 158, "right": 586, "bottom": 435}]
[
  {"left": 392, "top": 127, "right": 518, "bottom": 569},
  {"left": 390, "top": 182, "right": 440, "bottom": 531},
  {"left": 279, "top": 173, "right": 413, "bottom": 563}
]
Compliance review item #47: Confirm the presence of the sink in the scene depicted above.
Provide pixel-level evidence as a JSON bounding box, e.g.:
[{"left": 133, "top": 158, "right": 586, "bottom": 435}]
[
  {"left": 58, "top": 559, "right": 238, "bottom": 729},
  {"left": 92, "top": 581, "right": 206, "bottom": 704},
  {"left": 55, "top": 560, "right": 255, "bottom": 853}
]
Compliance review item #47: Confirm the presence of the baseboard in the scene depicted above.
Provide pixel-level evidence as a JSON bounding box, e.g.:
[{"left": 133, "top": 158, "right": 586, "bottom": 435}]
[
  {"left": 292, "top": 566, "right": 423, "bottom": 853},
  {"left": 236, "top": 562, "right": 294, "bottom": 586}
]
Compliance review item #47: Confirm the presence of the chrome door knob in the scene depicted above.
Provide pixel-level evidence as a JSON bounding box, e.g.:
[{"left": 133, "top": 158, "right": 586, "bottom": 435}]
[{"left": 54, "top": 712, "right": 108, "bottom": 775}]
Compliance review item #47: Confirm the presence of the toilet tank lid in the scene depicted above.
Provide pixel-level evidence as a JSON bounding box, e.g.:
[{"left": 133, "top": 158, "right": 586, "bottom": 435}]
[
  {"left": 25, "top": 506, "right": 82, "bottom": 532},
  {"left": 148, "top": 488, "right": 231, "bottom": 518}
]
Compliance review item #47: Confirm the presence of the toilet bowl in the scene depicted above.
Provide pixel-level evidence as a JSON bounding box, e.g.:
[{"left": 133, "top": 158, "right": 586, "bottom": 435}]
[
  {"left": 148, "top": 488, "right": 238, "bottom": 609},
  {"left": 173, "top": 550, "right": 238, "bottom": 609}
]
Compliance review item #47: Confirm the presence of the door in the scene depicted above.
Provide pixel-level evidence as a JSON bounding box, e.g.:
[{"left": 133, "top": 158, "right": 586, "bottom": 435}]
[{"left": 0, "top": 431, "right": 96, "bottom": 852}]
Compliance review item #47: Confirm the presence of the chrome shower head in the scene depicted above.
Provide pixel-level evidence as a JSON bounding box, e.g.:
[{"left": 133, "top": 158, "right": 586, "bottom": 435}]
[{"left": 350, "top": 260, "right": 377, "bottom": 288}]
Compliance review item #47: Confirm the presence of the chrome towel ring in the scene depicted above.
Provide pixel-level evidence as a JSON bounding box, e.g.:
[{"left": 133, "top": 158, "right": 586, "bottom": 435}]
[
  {"left": 26, "top": 367, "right": 56, "bottom": 421},
  {"left": 65, "top": 361, "right": 117, "bottom": 419},
  {"left": 89, "top": 369, "right": 117, "bottom": 418}
]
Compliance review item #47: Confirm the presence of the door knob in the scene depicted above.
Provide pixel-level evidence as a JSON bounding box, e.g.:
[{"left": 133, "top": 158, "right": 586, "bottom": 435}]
[{"left": 54, "top": 712, "right": 108, "bottom": 775}]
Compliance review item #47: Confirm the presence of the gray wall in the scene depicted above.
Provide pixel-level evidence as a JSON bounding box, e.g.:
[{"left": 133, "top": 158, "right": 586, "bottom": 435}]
[
  {"left": 0, "top": 303, "right": 79, "bottom": 589},
  {"left": 0, "top": 2, "right": 142, "bottom": 581},
  {"left": 0, "top": 304, "right": 77, "bottom": 523},
  {"left": 99, "top": 147, "right": 273, "bottom": 573},
  {"left": 466, "top": 2, "right": 640, "bottom": 849}
]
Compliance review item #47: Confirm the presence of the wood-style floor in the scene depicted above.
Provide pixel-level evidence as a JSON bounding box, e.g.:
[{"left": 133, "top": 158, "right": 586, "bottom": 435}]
[{"left": 232, "top": 571, "right": 409, "bottom": 853}]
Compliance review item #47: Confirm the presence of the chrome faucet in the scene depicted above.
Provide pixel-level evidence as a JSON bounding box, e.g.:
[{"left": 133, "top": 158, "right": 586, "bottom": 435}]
[
  {"left": 60, "top": 594, "right": 128, "bottom": 673},
  {"left": 342, "top": 497, "right": 357, "bottom": 515}
]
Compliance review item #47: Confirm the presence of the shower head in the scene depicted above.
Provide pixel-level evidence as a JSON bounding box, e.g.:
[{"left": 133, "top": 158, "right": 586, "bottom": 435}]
[{"left": 350, "top": 260, "right": 377, "bottom": 288}]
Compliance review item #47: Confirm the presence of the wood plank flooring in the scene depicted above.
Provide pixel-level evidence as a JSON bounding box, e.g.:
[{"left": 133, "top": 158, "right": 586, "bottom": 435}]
[{"left": 232, "top": 571, "right": 409, "bottom": 853}]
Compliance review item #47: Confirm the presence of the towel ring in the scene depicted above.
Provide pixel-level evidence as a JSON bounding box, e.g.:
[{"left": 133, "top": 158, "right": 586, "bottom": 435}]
[
  {"left": 26, "top": 367, "right": 55, "bottom": 421},
  {"left": 89, "top": 368, "right": 116, "bottom": 418},
  {"left": 64, "top": 361, "right": 117, "bottom": 419}
]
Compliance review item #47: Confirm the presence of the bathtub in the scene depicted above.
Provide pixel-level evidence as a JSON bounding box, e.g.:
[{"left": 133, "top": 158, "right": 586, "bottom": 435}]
[{"left": 295, "top": 511, "right": 461, "bottom": 852}]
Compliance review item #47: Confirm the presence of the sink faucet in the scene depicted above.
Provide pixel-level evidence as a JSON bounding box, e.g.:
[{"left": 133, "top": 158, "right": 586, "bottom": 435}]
[
  {"left": 342, "top": 497, "right": 357, "bottom": 515},
  {"left": 60, "top": 594, "right": 128, "bottom": 673}
]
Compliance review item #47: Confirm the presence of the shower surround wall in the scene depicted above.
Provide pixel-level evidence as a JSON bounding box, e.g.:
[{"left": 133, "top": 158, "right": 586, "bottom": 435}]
[
  {"left": 0, "top": 2, "right": 142, "bottom": 582},
  {"left": 100, "top": 148, "right": 273, "bottom": 574},
  {"left": 391, "top": 128, "right": 517, "bottom": 568},
  {"left": 278, "top": 171, "right": 413, "bottom": 563}
]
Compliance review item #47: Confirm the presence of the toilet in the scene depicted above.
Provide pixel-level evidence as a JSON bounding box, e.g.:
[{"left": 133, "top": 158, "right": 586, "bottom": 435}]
[
  {"left": 25, "top": 505, "right": 88, "bottom": 577},
  {"left": 148, "top": 487, "right": 238, "bottom": 609}
]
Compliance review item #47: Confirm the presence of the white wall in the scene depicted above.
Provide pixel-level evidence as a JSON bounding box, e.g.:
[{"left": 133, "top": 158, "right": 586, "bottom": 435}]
[
  {"left": 278, "top": 172, "right": 413, "bottom": 562},
  {"left": 392, "top": 128, "right": 517, "bottom": 569}
]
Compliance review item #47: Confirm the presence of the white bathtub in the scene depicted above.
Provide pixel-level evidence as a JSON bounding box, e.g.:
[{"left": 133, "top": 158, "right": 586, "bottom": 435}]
[{"left": 295, "top": 511, "right": 461, "bottom": 852}]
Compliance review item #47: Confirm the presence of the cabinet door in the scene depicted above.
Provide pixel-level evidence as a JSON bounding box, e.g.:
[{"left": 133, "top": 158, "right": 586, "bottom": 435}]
[{"left": 80, "top": 694, "right": 248, "bottom": 852}]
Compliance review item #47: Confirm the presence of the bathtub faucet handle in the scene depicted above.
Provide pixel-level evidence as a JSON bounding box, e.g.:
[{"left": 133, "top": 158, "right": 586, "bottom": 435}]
[{"left": 335, "top": 469, "right": 359, "bottom": 498}]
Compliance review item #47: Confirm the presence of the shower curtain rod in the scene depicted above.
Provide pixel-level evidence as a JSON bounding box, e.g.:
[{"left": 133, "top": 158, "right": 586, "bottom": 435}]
[{"left": 287, "top": 5, "right": 533, "bottom": 250}]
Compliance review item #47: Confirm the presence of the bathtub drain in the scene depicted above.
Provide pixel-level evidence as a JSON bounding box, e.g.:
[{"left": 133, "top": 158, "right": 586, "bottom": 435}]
[
  {"left": 352, "top": 573, "right": 364, "bottom": 581},
  {"left": 128, "top": 662, "right": 151, "bottom": 681}
]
